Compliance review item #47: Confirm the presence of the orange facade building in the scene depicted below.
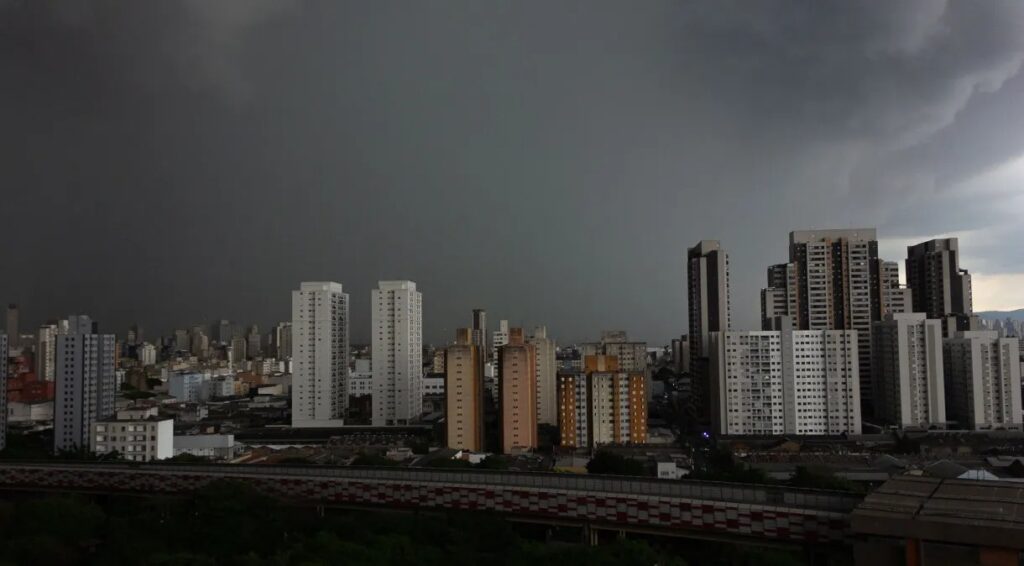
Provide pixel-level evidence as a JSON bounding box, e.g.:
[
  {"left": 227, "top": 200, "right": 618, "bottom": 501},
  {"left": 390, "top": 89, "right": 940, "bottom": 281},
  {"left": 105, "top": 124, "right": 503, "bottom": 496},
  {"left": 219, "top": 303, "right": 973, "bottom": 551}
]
[
  {"left": 445, "top": 328, "right": 484, "bottom": 451},
  {"left": 558, "top": 355, "right": 647, "bottom": 449},
  {"left": 498, "top": 328, "right": 537, "bottom": 453}
]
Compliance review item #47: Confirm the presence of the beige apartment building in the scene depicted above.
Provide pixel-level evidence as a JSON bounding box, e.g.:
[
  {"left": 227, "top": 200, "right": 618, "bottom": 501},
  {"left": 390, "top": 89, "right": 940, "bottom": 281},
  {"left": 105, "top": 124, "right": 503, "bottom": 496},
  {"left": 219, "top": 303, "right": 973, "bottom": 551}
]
[
  {"left": 445, "top": 328, "right": 484, "bottom": 451},
  {"left": 499, "top": 328, "right": 537, "bottom": 453}
]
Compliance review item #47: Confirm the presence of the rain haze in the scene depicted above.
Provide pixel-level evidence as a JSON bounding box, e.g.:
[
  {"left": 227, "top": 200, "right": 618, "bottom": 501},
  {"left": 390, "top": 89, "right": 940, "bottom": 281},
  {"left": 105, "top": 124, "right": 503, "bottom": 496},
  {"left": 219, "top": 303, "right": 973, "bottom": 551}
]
[{"left": 3, "top": 0, "right": 1024, "bottom": 344}]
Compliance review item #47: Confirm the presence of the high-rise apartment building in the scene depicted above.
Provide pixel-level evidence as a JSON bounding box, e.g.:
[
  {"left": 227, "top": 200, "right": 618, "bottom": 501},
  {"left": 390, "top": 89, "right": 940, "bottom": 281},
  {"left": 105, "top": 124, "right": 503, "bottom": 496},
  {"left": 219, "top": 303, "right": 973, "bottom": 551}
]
[
  {"left": 372, "top": 280, "right": 423, "bottom": 426},
  {"left": 36, "top": 324, "right": 58, "bottom": 381},
  {"left": 875, "top": 259, "right": 912, "bottom": 319},
  {"left": 943, "top": 331, "right": 1022, "bottom": 430},
  {"left": 471, "top": 309, "right": 487, "bottom": 360},
  {"left": 445, "top": 328, "right": 484, "bottom": 450},
  {"left": 672, "top": 336, "right": 691, "bottom": 374},
  {"left": 760, "top": 287, "right": 789, "bottom": 330},
  {"left": 557, "top": 355, "right": 647, "bottom": 449},
  {"left": 432, "top": 348, "right": 446, "bottom": 374},
  {"left": 789, "top": 229, "right": 877, "bottom": 331},
  {"left": 5, "top": 304, "right": 18, "bottom": 352},
  {"left": 761, "top": 263, "right": 798, "bottom": 329},
  {"left": 528, "top": 326, "right": 558, "bottom": 426},
  {"left": 273, "top": 322, "right": 293, "bottom": 359},
  {"left": 216, "top": 320, "right": 233, "bottom": 344},
  {"left": 190, "top": 326, "right": 209, "bottom": 359},
  {"left": 138, "top": 343, "right": 157, "bottom": 366},
  {"left": 173, "top": 329, "right": 189, "bottom": 353},
  {"left": 687, "top": 240, "right": 731, "bottom": 421},
  {"left": 872, "top": 314, "right": 946, "bottom": 429},
  {"left": 54, "top": 315, "right": 116, "bottom": 452},
  {"left": 581, "top": 331, "right": 647, "bottom": 372},
  {"left": 491, "top": 319, "right": 510, "bottom": 363},
  {"left": 247, "top": 325, "right": 262, "bottom": 359},
  {"left": 126, "top": 324, "right": 142, "bottom": 346},
  {"left": 486, "top": 319, "right": 510, "bottom": 400},
  {"left": 762, "top": 229, "right": 897, "bottom": 416},
  {"left": 498, "top": 328, "right": 537, "bottom": 453},
  {"left": 229, "top": 336, "right": 247, "bottom": 365},
  {"left": 906, "top": 238, "right": 973, "bottom": 337},
  {"left": 708, "top": 322, "right": 861, "bottom": 436},
  {"left": 291, "top": 282, "right": 349, "bottom": 427}
]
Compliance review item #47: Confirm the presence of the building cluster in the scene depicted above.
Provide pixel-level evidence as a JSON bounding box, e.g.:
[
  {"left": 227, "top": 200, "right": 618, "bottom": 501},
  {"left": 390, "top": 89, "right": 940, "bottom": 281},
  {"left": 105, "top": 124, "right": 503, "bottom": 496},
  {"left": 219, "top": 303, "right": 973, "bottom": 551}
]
[
  {"left": 2, "top": 308, "right": 247, "bottom": 460},
  {"left": 686, "top": 231, "right": 1022, "bottom": 436},
  {"left": 288, "top": 280, "right": 424, "bottom": 428},
  {"left": 2, "top": 227, "right": 1021, "bottom": 465},
  {"left": 284, "top": 278, "right": 649, "bottom": 454}
]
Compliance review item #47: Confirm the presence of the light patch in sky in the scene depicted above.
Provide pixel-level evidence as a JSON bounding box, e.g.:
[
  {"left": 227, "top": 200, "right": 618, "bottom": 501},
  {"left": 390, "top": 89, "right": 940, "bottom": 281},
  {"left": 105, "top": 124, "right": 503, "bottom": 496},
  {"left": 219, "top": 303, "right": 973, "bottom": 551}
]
[{"left": 971, "top": 273, "right": 1024, "bottom": 312}]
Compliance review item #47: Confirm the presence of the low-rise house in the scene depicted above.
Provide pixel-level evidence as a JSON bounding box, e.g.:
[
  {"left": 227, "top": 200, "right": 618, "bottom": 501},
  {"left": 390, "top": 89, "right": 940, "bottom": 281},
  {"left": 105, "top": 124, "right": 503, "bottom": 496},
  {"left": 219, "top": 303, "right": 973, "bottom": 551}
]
[{"left": 91, "top": 406, "right": 173, "bottom": 462}]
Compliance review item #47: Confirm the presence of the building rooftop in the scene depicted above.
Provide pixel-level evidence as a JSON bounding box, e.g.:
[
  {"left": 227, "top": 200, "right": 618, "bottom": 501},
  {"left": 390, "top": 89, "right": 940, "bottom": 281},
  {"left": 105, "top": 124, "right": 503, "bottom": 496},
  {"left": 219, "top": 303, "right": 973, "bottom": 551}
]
[
  {"left": 852, "top": 476, "right": 1024, "bottom": 549},
  {"left": 789, "top": 228, "right": 876, "bottom": 244}
]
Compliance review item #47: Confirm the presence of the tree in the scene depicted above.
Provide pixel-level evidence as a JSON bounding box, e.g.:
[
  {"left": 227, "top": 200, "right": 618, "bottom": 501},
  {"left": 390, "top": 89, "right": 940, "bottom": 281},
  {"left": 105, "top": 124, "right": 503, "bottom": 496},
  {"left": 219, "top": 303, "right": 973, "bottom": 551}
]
[
  {"left": 405, "top": 438, "right": 431, "bottom": 455},
  {"left": 167, "top": 453, "right": 210, "bottom": 463},
  {"left": 586, "top": 451, "right": 646, "bottom": 476},
  {"left": 425, "top": 457, "right": 474, "bottom": 469},
  {"left": 351, "top": 453, "right": 400, "bottom": 466},
  {"left": 689, "top": 447, "right": 770, "bottom": 484},
  {"left": 475, "top": 456, "right": 509, "bottom": 470},
  {"left": 892, "top": 431, "right": 921, "bottom": 455},
  {"left": 789, "top": 466, "right": 861, "bottom": 493},
  {"left": 537, "top": 424, "right": 560, "bottom": 450}
]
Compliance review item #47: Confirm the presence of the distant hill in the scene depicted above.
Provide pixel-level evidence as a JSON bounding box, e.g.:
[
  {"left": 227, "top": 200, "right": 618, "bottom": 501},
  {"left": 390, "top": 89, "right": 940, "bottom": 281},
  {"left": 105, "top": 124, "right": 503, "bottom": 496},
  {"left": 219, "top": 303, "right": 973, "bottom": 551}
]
[{"left": 976, "top": 309, "right": 1024, "bottom": 321}]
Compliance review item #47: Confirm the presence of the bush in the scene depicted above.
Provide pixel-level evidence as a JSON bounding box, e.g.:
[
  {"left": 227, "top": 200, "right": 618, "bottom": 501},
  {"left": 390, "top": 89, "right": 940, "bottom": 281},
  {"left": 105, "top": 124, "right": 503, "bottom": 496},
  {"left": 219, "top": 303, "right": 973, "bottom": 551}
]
[
  {"left": 586, "top": 451, "right": 646, "bottom": 476},
  {"left": 351, "top": 453, "right": 400, "bottom": 467}
]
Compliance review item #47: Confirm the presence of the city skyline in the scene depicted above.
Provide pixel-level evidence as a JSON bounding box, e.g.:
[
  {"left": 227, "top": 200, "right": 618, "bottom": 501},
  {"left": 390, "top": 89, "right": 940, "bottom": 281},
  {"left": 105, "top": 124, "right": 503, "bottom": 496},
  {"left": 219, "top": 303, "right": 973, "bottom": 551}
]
[
  {"left": 0, "top": 229, "right": 1018, "bottom": 346},
  {"left": 4, "top": 3, "right": 1024, "bottom": 344},
  {"left": 5, "top": 4, "right": 1024, "bottom": 562}
]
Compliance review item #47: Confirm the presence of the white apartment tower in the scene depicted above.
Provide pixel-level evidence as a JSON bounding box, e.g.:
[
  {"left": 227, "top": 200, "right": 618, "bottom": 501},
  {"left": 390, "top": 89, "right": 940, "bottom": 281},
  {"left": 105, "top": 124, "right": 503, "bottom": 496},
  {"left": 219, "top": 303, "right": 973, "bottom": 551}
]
[
  {"left": 36, "top": 324, "right": 58, "bottom": 381},
  {"left": 872, "top": 313, "right": 946, "bottom": 429},
  {"left": 709, "top": 322, "right": 861, "bottom": 436},
  {"left": 943, "top": 331, "right": 1022, "bottom": 430},
  {"left": 528, "top": 326, "right": 558, "bottom": 426},
  {"left": 372, "top": 280, "right": 423, "bottom": 426},
  {"left": 761, "top": 229, "right": 905, "bottom": 417},
  {"left": 55, "top": 315, "right": 116, "bottom": 452},
  {"left": 491, "top": 319, "right": 510, "bottom": 362},
  {"left": 138, "top": 343, "right": 157, "bottom": 366},
  {"left": 291, "top": 282, "right": 349, "bottom": 428},
  {"left": 487, "top": 319, "right": 510, "bottom": 400},
  {"left": 274, "top": 322, "right": 293, "bottom": 359}
]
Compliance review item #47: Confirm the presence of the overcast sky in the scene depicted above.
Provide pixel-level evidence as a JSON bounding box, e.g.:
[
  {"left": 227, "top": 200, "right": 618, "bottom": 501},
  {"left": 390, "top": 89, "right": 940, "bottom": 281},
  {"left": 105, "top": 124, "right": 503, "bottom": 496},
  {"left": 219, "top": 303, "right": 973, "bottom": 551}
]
[{"left": 3, "top": 1, "right": 1024, "bottom": 344}]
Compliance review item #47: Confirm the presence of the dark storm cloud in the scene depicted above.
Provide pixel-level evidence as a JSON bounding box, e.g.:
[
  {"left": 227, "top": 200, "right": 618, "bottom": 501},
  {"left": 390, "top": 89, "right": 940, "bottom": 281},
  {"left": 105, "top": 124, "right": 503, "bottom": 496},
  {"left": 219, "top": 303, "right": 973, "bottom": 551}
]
[{"left": 3, "top": 1, "right": 1024, "bottom": 343}]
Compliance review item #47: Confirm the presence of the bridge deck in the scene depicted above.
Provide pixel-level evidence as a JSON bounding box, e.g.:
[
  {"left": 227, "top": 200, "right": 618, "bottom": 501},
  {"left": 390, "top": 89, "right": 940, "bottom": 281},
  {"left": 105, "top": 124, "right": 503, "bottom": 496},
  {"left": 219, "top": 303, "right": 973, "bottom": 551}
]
[{"left": 0, "top": 461, "right": 860, "bottom": 544}]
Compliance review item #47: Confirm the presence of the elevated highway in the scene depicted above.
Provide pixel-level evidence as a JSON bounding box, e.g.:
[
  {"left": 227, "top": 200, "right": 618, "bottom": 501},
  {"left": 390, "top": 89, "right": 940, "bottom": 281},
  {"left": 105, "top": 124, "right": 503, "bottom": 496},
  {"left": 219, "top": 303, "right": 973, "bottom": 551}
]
[{"left": 0, "top": 461, "right": 860, "bottom": 546}]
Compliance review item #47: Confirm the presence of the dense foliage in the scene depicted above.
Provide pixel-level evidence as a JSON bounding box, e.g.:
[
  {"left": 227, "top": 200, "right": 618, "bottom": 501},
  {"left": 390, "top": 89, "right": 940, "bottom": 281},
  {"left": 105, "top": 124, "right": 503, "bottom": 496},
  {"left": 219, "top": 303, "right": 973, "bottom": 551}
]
[
  {"left": 689, "top": 447, "right": 771, "bottom": 484},
  {"left": 585, "top": 451, "right": 646, "bottom": 476},
  {"left": 0, "top": 481, "right": 697, "bottom": 565}
]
